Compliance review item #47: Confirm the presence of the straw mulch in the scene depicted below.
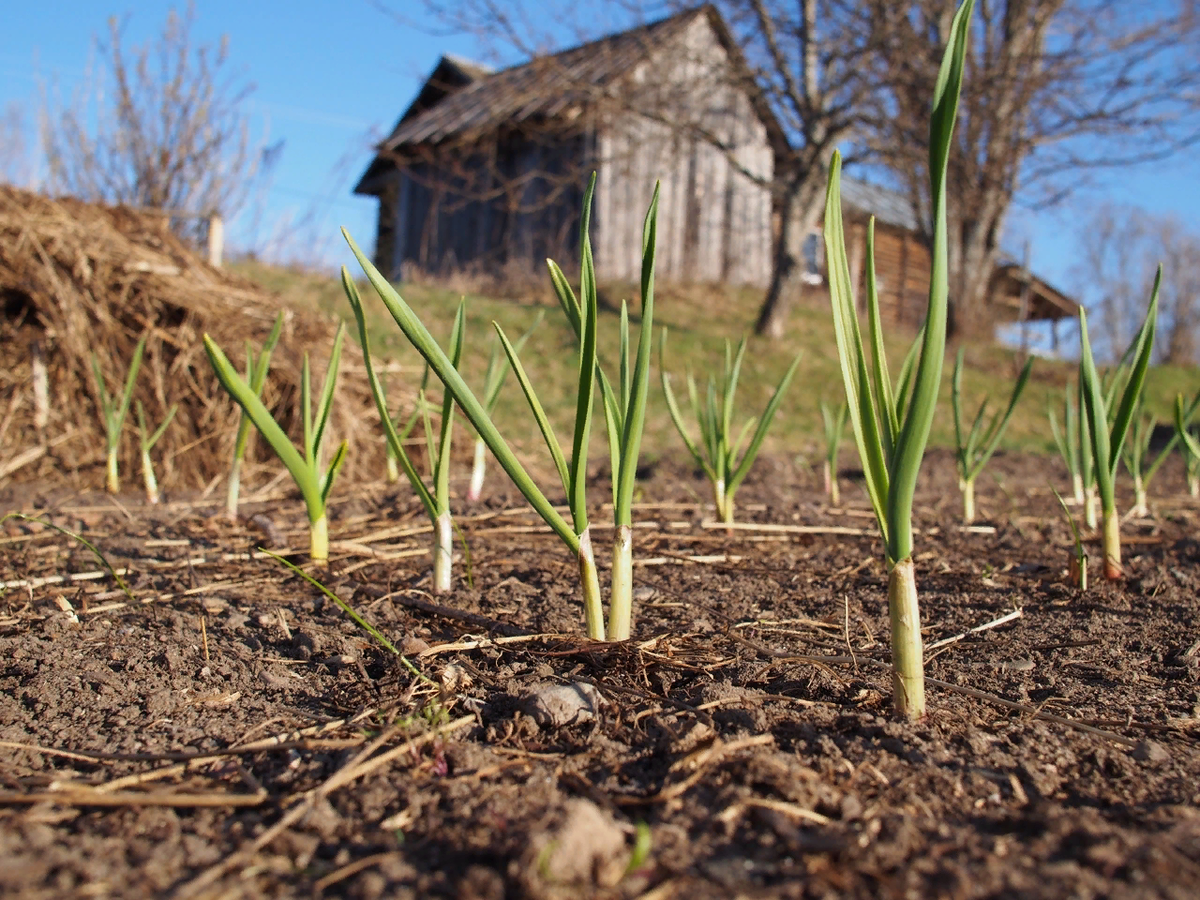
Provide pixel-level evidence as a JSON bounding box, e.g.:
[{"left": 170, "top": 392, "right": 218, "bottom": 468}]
[{"left": 0, "top": 184, "right": 388, "bottom": 496}]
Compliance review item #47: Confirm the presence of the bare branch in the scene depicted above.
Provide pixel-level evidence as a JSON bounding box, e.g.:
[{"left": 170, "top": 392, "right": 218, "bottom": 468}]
[{"left": 39, "top": 2, "right": 274, "bottom": 240}]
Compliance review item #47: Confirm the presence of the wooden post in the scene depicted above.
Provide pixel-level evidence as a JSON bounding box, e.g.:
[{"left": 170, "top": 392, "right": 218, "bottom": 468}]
[{"left": 207, "top": 213, "right": 224, "bottom": 268}]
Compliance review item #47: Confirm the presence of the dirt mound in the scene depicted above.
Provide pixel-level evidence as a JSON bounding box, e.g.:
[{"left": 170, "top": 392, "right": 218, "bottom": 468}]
[{"left": 0, "top": 185, "right": 387, "bottom": 496}]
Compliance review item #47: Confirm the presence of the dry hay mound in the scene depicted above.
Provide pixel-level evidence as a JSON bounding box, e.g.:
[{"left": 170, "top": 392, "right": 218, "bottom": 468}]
[{"left": 0, "top": 184, "right": 388, "bottom": 497}]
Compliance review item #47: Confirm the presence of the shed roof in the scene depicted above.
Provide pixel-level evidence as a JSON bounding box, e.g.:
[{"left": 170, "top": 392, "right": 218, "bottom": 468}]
[
  {"left": 354, "top": 5, "right": 787, "bottom": 195},
  {"left": 839, "top": 178, "right": 921, "bottom": 233},
  {"left": 989, "top": 263, "right": 1080, "bottom": 323}
]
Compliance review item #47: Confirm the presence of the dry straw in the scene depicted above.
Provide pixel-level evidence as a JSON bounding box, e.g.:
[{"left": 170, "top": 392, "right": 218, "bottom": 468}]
[{"left": 0, "top": 186, "right": 390, "bottom": 492}]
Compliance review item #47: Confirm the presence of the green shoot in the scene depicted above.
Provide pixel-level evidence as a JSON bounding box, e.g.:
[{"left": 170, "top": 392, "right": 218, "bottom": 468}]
[
  {"left": 1050, "top": 486, "right": 1088, "bottom": 592},
  {"left": 660, "top": 330, "right": 800, "bottom": 530},
  {"left": 90, "top": 333, "right": 148, "bottom": 493},
  {"left": 1175, "top": 393, "right": 1200, "bottom": 489},
  {"left": 382, "top": 366, "right": 430, "bottom": 484},
  {"left": 1119, "top": 392, "right": 1197, "bottom": 517},
  {"left": 1176, "top": 388, "right": 1200, "bottom": 498},
  {"left": 346, "top": 279, "right": 465, "bottom": 594},
  {"left": 467, "top": 311, "right": 544, "bottom": 501},
  {"left": 819, "top": 398, "right": 848, "bottom": 507},
  {"left": 134, "top": 400, "right": 177, "bottom": 504},
  {"left": 1048, "top": 385, "right": 1085, "bottom": 507},
  {"left": 1078, "top": 378, "right": 1098, "bottom": 528},
  {"left": 951, "top": 349, "right": 1033, "bottom": 524},
  {"left": 227, "top": 312, "right": 285, "bottom": 520},
  {"left": 823, "top": 0, "right": 974, "bottom": 721},
  {"left": 1077, "top": 269, "right": 1159, "bottom": 580},
  {"left": 204, "top": 324, "right": 348, "bottom": 563},
  {"left": 342, "top": 173, "right": 660, "bottom": 641}
]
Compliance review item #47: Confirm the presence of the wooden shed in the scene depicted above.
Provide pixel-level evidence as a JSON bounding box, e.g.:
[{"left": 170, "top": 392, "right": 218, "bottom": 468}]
[{"left": 354, "top": 6, "right": 781, "bottom": 287}]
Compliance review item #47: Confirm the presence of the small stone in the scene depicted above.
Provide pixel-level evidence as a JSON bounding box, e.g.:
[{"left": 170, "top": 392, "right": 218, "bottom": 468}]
[
  {"left": 840, "top": 794, "right": 863, "bottom": 820},
  {"left": 291, "top": 632, "right": 318, "bottom": 660},
  {"left": 525, "top": 799, "right": 629, "bottom": 886},
  {"left": 524, "top": 682, "right": 603, "bottom": 728},
  {"left": 1131, "top": 740, "right": 1170, "bottom": 764},
  {"left": 400, "top": 635, "right": 430, "bottom": 655},
  {"left": 441, "top": 663, "right": 473, "bottom": 693}
]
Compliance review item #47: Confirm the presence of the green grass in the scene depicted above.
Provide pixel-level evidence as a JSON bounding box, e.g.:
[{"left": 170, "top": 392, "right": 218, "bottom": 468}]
[{"left": 232, "top": 260, "right": 1196, "bottom": 471}]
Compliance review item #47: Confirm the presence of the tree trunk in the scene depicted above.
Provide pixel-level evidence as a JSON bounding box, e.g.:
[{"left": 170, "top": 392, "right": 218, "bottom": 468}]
[
  {"left": 946, "top": 205, "right": 1005, "bottom": 339},
  {"left": 755, "top": 172, "right": 826, "bottom": 339}
]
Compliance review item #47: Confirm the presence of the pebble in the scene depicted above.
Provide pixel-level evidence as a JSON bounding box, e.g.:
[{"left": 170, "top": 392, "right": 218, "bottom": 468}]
[
  {"left": 524, "top": 682, "right": 603, "bottom": 728},
  {"left": 1132, "top": 740, "right": 1170, "bottom": 764}
]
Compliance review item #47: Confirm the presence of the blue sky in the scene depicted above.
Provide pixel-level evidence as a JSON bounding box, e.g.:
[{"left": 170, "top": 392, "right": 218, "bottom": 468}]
[{"left": 2, "top": 0, "right": 1198, "bottom": 308}]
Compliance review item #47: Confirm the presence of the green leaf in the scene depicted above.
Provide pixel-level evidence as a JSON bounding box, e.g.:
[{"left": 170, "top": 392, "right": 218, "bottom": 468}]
[
  {"left": 614, "top": 181, "right": 660, "bottom": 525},
  {"left": 204, "top": 334, "right": 323, "bottom": 524},
  {"left": 311, "top": 323, "right": 346, "bottom": 466}
]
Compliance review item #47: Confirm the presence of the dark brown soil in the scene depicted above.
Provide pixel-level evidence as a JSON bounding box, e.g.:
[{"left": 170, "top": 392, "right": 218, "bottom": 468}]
[{"left": 2, "top": 450, "right": 1199, "bottom": 899}]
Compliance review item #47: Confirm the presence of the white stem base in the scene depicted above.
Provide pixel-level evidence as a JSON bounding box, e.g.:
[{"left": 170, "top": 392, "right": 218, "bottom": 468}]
[
  {"left": 142, "top": 451, "right": 160, "bottom": 504},
  {"left": 467, "top": 439, "right": 486, "bottom": 501},
  {"left": 1131, "top": 483, "right": 1147, "bottom": 519},
  {"left": 888, "top": 558, "right": 926, "bottom": 722},
  {"left": 577, "top": 528, "right": 605, "bottom": 641},
  {"left": 433, "top": 510, "right": 453, "bottom": 593},
  {"left": 106, "top": 450, "right": 119, "bottom": 494},
  {"left": 310, "top": 514, "right": 329, "bottom": 563},
  {"left": 226, "top": 456, "right": 243, "bottom": 521},
  {"left": 607, "top": 525, "right": 633, "bottom": 641}
]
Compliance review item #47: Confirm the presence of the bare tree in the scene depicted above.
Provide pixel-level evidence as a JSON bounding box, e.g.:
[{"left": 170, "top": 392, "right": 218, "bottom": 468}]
[
  {"left": 0, "top": 102, "right": 35, "bottom": 188},
  {"left": 1077, "top": 204, "right": 1200, "bottom": 365},
  {"left": 867, "top": 0, "right": 1200, "bottom": 337},
  {"left": 725, "top": 0, "right": 879, "bottom": 337},
  {"left": 40, "top": 3, "right": 274, "bottom": 234},
  {"left": 396, "top": 0, "right": 883, "bottom": 337}
]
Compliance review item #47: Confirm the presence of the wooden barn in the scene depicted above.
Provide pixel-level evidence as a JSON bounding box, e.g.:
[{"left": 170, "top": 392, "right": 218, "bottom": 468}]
[{"left": 354, "top": 6, "right": 780, "bottom": 286}]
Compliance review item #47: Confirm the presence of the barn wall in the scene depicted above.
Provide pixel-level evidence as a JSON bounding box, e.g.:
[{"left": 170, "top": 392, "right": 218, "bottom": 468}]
[
  {"left": 868, "top": 222, "right": 932, "bottom": 329},
  {"left": 594, "top": 15, "right": 773, "bottom": 287},
  {"left": 384, "top": 130, "right": 590, "bottom": 279},
  {"left": 814, "top": 216, "right": 933, "bottom": 329}
]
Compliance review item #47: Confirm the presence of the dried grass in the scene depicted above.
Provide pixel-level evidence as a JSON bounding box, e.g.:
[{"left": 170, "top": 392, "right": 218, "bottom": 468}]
[{"left": 0, "top": 185, "right": 389, "bottom": 494}]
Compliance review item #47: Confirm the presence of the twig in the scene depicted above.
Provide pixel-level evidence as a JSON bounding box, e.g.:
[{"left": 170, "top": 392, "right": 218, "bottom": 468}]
[
  {"left": 313, "top": 852, "right": 401, "bottom": 892},
  {"left": 418, "top": 632, "right": 579, "bottom": 657},
  {"left": 0, "top": 788, "right": 265, "bottom": 808},
  {"left": 0, "top": 446, "right": 47, "bottom": 479},
  {"left": 926, "top": 608, "right": 1023, "bottom": 653},
  {"left": 717, "top": 796, "right": 831, "bottom": 827},
  {"left": 700, "top": 521, "right": 874, "bottom": 536}
]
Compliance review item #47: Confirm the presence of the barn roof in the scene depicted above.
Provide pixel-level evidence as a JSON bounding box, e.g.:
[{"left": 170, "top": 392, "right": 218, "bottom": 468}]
[
  {"left": 839, "top": 178, "right": 921, "bottom": 233},
  {"left": 354, "top": 5, "right": 788, "bottom": 196}
]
